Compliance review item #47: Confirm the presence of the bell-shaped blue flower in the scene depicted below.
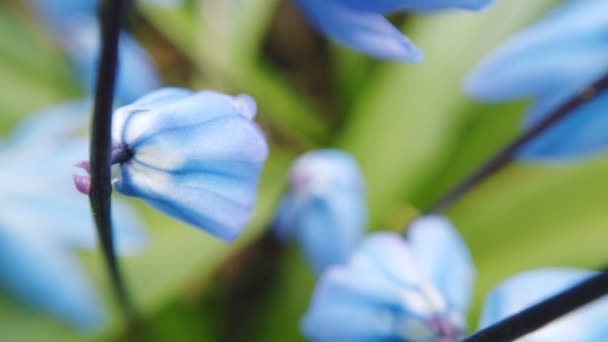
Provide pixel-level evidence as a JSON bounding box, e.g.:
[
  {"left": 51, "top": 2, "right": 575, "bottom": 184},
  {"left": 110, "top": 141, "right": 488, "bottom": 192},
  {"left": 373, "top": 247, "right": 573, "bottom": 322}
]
[
  {"left": 273, "top": 149, "right": 367, "bottom": 273},
  {"left": 0, "top": 102, "right": 148, "bottom": 330},
  {"left": 302, "top": 215, "right": 475, "bottom": 341},
  {"left": 111, "top": 88, "right": 268, "bottom": 241},
  {"left": 295, "top": 0, "right": 494, "bottom": 62},
  {"left": 466, "top": 0, "right": 608, "bottom": 160},
  {"left": 479, "top": 269, "right": 608, "bottom": 341},
  {"left": 27, "top": 0, "right": 161, "bottom": 104}
]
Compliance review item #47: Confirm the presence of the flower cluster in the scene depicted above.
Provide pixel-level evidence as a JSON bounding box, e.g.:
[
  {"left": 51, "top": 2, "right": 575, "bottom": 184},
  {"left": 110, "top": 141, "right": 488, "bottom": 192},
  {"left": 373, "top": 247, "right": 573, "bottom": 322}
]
[
  {"left": 303, "top": 216, "right": 608, "bottom": 341},
  {"left": 4, "top": 0, "right": 608, "bottom": 339}
]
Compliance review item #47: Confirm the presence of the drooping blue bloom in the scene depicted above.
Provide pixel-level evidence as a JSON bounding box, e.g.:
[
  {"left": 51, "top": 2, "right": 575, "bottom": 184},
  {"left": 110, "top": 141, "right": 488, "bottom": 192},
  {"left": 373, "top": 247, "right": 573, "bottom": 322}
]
[
  {"left": 479, "top": 269, "right": 608, "bottom": 341},
  {"left": 110, "top": 88, "right": 268, "bottom": 241},
  {"left": 295, "top": 0, "right": 494, "bottom": 62},
  {"left": 27, "top": 0, "right": 161, "bottom": 104},
  {"left": 0, "top": 102, "right": 148, "bottom": 330},
  {"left": 466, "top": 0, "right": 608, "bottom": 160},
  {"left": 302, "top": 215, "right": 475, "bottom": 341},
  {"left": 273, "top": 149, "right": 367, "bottom": 273}
]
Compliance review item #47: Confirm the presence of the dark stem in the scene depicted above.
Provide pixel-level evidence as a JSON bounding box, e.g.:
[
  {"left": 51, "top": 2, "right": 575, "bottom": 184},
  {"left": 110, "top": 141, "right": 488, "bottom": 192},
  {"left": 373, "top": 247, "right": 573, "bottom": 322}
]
[
  {"left": 89, "top": 0, "right": 137, "bottom": 326},
  {"left": 463, "top": 272, "right": 608, "bottom": 342},
  {"left": 427, "top": 71, "right": 608, "bottom": 214}
]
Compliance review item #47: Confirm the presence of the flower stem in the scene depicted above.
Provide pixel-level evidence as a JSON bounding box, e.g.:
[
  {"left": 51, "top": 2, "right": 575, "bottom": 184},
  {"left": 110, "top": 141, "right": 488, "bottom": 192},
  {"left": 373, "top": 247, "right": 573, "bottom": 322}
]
[
  {"left": 426, "top": 71, "right": 608, "bottom": 214},
  {"left": 463, "top": 272, "right": 608, "bottom": 342},
  {"left": 89, "top": 0, "right": 137, "bottom": 326}
]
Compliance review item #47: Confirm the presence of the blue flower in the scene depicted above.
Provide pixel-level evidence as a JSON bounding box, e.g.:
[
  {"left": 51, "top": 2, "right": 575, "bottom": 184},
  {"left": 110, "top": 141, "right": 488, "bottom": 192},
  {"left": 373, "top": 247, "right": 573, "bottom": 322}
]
[
  {"left": 302, "top": 215, "right": 474, "bottom": 341},
  {"left": 273, "top": 149, "right": 367, "bottom": 273},
  {"left": 480, "top": 269, "right": 608, "bottom": 341},
  {"left": 110, "top": 88, "right": 268, "bottom": 241},
  {"left": 466, "top": 0, "right": 608, "bottom": 160},
  {"left": 295, "top": 0, "right": 494, "bottom": 62},
  {"left": 0, "top": 102, "right": 148, "bottom": 330},
  {"left": 27, "top": 0, "right": 161, "bottom": 104}
]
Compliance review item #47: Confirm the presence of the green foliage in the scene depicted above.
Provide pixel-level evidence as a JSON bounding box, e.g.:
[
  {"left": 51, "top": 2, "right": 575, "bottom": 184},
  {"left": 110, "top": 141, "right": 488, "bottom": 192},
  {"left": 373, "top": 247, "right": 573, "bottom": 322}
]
[{"left": 4, "top": 0, "right": 608, "bottom": 340}]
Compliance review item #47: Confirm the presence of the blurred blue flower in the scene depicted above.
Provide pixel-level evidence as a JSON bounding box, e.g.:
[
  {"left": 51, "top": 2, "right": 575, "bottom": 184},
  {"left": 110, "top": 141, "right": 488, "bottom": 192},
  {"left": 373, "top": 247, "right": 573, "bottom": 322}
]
[
  {"left": 0, "top": 102, "right": 148, "bottom": 330},
  {"left": 302, "top": 215, "right": 475, "bottom": 341},
  {"left": 466, "top": 0, "right": 608, "bottom": 160},
  {"left": 480, "top": 269, "right": 608, "bottom": 341},
  {"left": 110, "top": 88, "right": 268, "bottom": 241},
  {"left": 27, "top": 0, "right": 161, "bottom": 104},
  {"left": 273, "top": 149, "right": 367, "bottom": 273},
  {"left": 295, "top": 0, "right": 494, "bottom": 62}
]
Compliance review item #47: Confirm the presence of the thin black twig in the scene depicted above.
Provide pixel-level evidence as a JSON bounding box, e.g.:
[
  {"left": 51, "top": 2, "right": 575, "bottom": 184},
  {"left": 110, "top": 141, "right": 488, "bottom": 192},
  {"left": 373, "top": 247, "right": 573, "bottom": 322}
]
[
  {"left": 89, "top": 0, "right": 137, "bottom": 325},
  {"left": 427, "top": 71, "right": 608, "bottom": 214},
  {"left": 463, "top": 272, "right": 608, "bottom": 342}
]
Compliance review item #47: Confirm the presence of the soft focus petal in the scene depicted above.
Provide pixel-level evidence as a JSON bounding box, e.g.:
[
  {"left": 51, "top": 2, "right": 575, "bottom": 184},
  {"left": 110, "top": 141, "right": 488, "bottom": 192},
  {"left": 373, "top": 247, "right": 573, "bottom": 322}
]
[
  {"left": 296, "top": 0, "right": 423, "bottom": 62},
  {"left": 0, "top": 227, "right": 104, "bottom": 331},
  {"left": 466, "top": 0, "right": 608, "bottom": 160},
  {"left": 27, "top": 0, "right": 97, "bottom": 29},
  {"left": 466, "top": 0, "right": 608, "bottom": 102},
  {"left": 1, "top": 106, "right": 148, "bottom": 254},
  {"left": 26, "top": 1, "right": 161, "bottom": 104},
  {"left": 337, "top": 0, "right": 494, "bottom": 13},
  {"left": 479, "top": 269, "right": 608, "bottom": 341},
  {"left": 113, "top": 88, "right": 268, "bottom": 241},
  {"left": 408, "top": 215, "right": 475, "bottom": 314},
  {"left": 302, "top": 232, "right": 465, "bottom": 341},
  {"left": 519, "top": 90, "right": 608, "bottom": 160},
  {"left": 60, "top": 17, "right": 161, "bottom": 104},
  {"left": 273, "top": 150, "right": 367, "bottom": 273},
  {"left": 8, "top": 100, "right": 90, "bottom": 148}
]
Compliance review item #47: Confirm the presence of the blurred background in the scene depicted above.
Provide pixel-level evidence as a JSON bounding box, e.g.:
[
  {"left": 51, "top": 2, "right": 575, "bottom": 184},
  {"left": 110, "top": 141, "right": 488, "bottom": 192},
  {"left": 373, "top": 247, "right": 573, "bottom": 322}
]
[{"left": 1, "top": 0, "right": 607, "bottom": 341}]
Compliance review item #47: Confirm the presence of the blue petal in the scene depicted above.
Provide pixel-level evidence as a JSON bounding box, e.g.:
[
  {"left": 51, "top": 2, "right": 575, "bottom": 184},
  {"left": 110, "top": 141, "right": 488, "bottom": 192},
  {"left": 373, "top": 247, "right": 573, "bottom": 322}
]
[
  {"left": 0, "top": 227, "right": 105, "bottom": 331},
  {"left": 42, "top": 15, "right": 161, "bottom": 104},
  {"left": 336, "top": 0, "right": 494, "bottom": 13},
  {"left": 466, "top": 0, "right": 608, "bottom": 102},
  {"left": 519, "top": 90, "right": 608, "bottom": 160},
  {"left": 273, "top": 149, "right": 367, "bottom": 273},
  {"left": 113, "top": 89, "right": 251, "bottom": 146},
  {"left": 113, "top": 89, "right": 268, "bottom": 241},
  {"left": 407, "top": 215, "right": 475, "bottom": 314},
  {"left": 302, "top": 233, "right": 462, "bottom": 341},
  {"left": 296, "top": 0, "right": 423, "bottom": 62},
  {"left": 27, "top": 0, "right": 97, "bottom": 29},
  {"left": 480, "top": 269, "right": 608, "bottom": 341},
  {"left": 1, "top": 110, "right": 147, "bottom": 254},
  {"left": 9, "top": 100, "right": 90, "bottom": 148}
]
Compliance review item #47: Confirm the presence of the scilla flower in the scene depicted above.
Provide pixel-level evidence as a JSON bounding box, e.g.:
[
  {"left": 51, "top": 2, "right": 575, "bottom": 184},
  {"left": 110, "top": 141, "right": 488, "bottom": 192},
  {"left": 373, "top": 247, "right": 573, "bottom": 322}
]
[
  {"left": 75, "top": 88, "right": 268, "bottom": 242},
  {"left": 1, "top": 102, "right": 147, "bottom": 331},
  {"left": 466, "top": 0, "right": 608, "bottom": 160},
  {"left": 302, "top": 215, "right": 474, "bottom": 341},
  {"left": 295, "top": 0, "right": 494, "bottom": 62},
  {"left": 273, "top": 150, "right": 367, "bottom": 273},
  {"left": 480, "top": 269, "right": 608, "bottom": 341}
]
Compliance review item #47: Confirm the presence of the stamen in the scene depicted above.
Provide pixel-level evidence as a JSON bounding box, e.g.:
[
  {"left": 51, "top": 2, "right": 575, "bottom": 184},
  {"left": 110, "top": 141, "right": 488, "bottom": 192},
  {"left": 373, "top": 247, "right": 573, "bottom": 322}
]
[
  {"left": 429, "top": 316, "right": 463, "bottom": 342},
  {"left": 111, "top": 145, "right": 133, "bottom": 164}
]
